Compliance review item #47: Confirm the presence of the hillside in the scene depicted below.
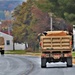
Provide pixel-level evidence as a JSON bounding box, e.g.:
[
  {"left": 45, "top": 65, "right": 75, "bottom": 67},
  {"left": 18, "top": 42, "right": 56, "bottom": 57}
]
[{"left": 0, "top": 0, "right": 25, "bottom": 20}]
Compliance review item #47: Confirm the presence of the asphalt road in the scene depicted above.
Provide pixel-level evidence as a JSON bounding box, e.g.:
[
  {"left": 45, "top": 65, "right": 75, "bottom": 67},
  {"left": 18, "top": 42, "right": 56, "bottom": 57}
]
[{"left": 0, "top": 55, "right": 75, "bottom": 75}]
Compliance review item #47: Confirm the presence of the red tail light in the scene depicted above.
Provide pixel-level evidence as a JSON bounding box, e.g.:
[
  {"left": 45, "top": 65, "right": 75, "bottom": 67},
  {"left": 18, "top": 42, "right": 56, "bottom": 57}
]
[
  {"left": 64, "top": 53, "right": 72, "bottom": 57},
  {"left": 41, "top": 54, "right": 46, "bottom": 57},
  {"left": 70, "top": 41, "right": 72, "bottom": 45},
  {"left": 40, "top": 42, "right": 42, "bottom": 46}
]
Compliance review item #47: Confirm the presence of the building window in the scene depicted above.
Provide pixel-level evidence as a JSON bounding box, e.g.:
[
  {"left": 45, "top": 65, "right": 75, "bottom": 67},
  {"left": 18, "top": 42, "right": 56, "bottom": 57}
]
[{"left": 6, "top": 40, "right": 10, "bottom": 45}]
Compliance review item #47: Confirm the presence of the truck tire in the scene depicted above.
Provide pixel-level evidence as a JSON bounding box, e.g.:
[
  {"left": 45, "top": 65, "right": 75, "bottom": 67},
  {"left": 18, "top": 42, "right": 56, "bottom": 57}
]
[
  {"left": 1, "top": 50, "right": 4, "bottom": 55},
  {"left": 67, "top": 57, "right": 72, "bottom": 67},
  {"left": 41, "top": 58, "right": 46, "bottom": 68}
]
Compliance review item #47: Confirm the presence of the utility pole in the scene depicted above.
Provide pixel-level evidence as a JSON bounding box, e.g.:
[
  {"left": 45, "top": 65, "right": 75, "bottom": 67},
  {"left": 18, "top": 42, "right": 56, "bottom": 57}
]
[
  {"left": 8, "top": 26, "right": 10, "bottom": 35},
  {"left": 48, "top": 13, "right": 53, "bottom": 31}
]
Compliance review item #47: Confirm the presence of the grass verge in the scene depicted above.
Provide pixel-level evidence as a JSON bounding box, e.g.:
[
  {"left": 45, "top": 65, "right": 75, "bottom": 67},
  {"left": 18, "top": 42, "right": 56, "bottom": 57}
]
[
  {"left": 5, "top": 50, "right": 26, "bottom": 54},
  {"left": 5, "top": 50, "right": 75, "bottom": 57},
  {"left": 5, "top": 50, "right": 41, "bottom": 56},
  {"left": 72, "top": 51, "right": 75, "bottom": 57}
]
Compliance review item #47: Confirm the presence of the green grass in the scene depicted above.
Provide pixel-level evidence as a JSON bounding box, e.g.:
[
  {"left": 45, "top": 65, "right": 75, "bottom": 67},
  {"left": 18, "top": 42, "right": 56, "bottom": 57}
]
[
  {"left": 5, "top": 50, "right": 41, "bottom": 56},
  {"left": 72, "top": 51, "right": 75, "bottom": 57},
  {"left": 5, "top": 50, "right": 26, "bottom": 54},
  {"left": 5, "top": 50, "right": 75, "bottom": 57}
]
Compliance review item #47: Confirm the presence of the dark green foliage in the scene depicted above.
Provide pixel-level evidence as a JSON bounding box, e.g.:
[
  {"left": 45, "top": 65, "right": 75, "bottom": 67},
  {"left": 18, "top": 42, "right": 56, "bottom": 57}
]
[{"left": 35, "top": 0, "right": 75, "bottom": 24}]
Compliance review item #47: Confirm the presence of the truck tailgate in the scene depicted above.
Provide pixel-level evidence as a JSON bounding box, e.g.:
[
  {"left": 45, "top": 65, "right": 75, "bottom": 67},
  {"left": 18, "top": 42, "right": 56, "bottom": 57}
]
[{"left": 40, "top": 36, "right": 72, "bottom": 50}]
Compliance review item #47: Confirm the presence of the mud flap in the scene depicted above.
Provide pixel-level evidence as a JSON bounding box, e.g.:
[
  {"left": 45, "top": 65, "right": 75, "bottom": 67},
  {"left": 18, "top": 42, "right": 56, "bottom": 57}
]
[
  {"left": 41, "top": 58, "right": 46, "bottom": 68},
  {"left": 67, "top": 57, "right": 72, "bottom": 67}
]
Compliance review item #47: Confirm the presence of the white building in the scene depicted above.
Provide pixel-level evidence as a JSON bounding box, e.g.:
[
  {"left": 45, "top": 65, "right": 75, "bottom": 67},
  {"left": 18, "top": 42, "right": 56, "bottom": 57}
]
[
  {"left": 14, "top": 43, "right": 26, "bottom": 50},
  {"left": 73, "top": 25, "right": 75, "bottom": 48},
  {"left": 73, "top": 28, "right": 75, "bottom": 48},
  {"left": 0, "top": 32, "right": 26, "bottom": 50},
  {"left": 0, "top": 32, "right": 13, "bottom": 50}
]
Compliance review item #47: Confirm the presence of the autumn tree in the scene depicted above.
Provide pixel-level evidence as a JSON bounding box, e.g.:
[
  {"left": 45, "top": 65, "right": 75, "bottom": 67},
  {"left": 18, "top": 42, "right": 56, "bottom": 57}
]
[
  {"left": 12, "top": 0, "right": 73, "bottom": 51},
  {"left": 12, "top": 0, "right": 39, "bottom": 51}
]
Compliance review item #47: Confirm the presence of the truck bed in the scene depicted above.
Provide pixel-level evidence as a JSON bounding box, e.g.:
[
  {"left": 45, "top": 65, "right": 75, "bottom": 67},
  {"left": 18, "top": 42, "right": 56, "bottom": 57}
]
[{"left": 40, "top": 36, "right": 72, "bottom": 50}]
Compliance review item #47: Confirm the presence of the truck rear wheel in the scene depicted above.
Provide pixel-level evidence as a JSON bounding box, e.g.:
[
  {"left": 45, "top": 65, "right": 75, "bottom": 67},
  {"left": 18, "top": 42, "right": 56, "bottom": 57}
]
[
  {"left": 41, "top": 58, "right": 46, "bottom": 68},
  {"left": 1, "top": 50, "right": 4, "bottom": 55},
  {"left": 67, "top": 57, "right": 72, "bottom": 67}
]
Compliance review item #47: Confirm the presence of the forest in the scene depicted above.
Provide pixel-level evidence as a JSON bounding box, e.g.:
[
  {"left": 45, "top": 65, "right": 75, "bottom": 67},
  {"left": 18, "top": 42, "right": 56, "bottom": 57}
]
[{"left": 12, "top": 0, "right": 74, "bottom": 51}]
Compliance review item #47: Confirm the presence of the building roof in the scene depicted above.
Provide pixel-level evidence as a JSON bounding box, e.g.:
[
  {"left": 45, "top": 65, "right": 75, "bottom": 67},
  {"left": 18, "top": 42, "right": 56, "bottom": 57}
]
[{"left": 0, "top": 32, "right": 13, "bottom": 37}]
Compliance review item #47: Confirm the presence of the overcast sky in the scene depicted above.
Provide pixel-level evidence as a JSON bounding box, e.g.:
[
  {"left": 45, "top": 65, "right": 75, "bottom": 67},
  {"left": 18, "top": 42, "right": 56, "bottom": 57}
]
[{"left": 0, "top": 0, "right": 26, "bottom": 1}]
